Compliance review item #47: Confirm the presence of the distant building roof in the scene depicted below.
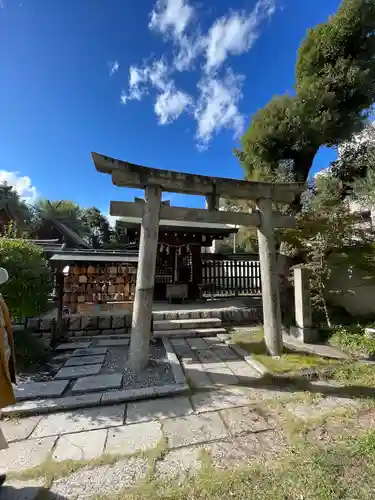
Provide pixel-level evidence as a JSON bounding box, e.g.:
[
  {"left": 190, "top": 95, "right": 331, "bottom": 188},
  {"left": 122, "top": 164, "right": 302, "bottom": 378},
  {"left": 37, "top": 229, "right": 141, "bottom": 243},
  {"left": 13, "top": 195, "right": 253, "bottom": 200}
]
[
  {"left": 50, "top": 249, "right": 138, "bottom": 263},
  {"left": 33, "top": 217, "right": 91, "bottom": 250},
  {"left": 50, "top": 219, "right": 91, "bottom": 249},
  {"left": 29, "top": 239, "right": 65, "bottom": 253}
]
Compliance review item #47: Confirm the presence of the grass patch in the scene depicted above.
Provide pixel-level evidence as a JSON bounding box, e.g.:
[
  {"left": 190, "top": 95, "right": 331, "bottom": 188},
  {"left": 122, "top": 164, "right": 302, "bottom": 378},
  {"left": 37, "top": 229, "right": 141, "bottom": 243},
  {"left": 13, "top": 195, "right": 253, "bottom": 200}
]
[
  {"left": 9, "top": 438, "right": 169, "bottom": 485},
  {"left": 326, "top": 325, "right": 375, "bottom": 358},
  {"left": 8, "top": 452, "right": 126, "bottom": 484},
  {"left": 107, "top": 430, "right": 375, "bottom": 500},
  {"left": 328, "top": 362, "right": 375, "bottom": 387},
  {"left": 142, "top": 436, "right": 169, "bottom": 481},
  {"left": 231, "top": 327, "right": 343, "bottom": 375}
]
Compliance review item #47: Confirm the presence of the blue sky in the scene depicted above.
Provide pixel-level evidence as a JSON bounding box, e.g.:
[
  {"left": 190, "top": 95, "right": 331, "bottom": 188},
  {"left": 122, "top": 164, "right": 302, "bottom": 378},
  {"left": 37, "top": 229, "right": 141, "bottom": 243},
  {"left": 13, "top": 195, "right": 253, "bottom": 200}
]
[{"left": 0, "top": 0, "right": 341, "bottom": 218}]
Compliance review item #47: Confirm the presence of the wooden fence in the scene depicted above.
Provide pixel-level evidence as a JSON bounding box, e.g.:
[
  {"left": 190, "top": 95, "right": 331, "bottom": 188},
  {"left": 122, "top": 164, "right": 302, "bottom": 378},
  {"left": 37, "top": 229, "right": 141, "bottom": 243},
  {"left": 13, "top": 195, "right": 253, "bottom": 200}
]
[{"left": 201, "top": 254, "right": 261, "bottom": 296}]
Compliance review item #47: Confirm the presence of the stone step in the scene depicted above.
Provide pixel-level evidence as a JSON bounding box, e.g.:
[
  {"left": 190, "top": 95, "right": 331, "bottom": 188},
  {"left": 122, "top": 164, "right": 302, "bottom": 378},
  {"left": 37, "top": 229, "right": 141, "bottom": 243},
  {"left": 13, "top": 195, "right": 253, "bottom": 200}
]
[
  {"left": 3, "top": 383, "right": 189, "bottom": 417},
  {"left": 54, "top": 364, "right": 102, "bottom": 380},
  {"left": 15, "top": 380, "right": 70, "bottom": 402},
  {"left": 72, "top": 347, "right": 108, "bottom": 357},
  {"left": 96, "top": 338, "right": 130, "bottom": 347},
  {"left": 154, "top": 327, "right": 227, "bottom": 339},
  {"left": 68, "top": 334, "right": 130, "bottom": 342},
  {"left": 56, "top": 341, "right": 92, "bottom": 351},
  {"left": 66, "top": 335, "right": 130, "bottom": 344},
  {"left": 71, "top": 373, "right": 123, "bottom": 394},
  {"left": 153, "top": 317, "right": 221, "bottom": 331}
]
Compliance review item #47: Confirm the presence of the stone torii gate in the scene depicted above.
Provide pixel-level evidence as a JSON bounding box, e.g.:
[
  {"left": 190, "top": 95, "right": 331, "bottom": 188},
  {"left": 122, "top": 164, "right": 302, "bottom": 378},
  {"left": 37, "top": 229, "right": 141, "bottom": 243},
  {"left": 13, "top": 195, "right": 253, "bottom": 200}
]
[{"left": 92, "top": 152, "right": 305, "bottom": 371}]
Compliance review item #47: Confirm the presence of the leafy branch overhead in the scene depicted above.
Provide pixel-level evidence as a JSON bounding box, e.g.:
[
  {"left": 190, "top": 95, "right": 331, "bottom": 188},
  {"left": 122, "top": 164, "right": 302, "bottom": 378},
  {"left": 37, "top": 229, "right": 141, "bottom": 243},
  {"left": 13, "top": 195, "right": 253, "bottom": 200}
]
[{"left": 239, "top": 0, "right": 375, "bottom": 183}]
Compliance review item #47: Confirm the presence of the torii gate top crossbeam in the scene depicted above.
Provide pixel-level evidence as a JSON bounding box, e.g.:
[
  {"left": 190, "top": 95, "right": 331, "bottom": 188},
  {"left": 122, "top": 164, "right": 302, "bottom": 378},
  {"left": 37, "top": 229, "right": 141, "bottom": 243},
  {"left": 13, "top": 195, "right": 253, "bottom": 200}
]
[{"left": 92, "top": 152, "right": 305, "bottom": 204}]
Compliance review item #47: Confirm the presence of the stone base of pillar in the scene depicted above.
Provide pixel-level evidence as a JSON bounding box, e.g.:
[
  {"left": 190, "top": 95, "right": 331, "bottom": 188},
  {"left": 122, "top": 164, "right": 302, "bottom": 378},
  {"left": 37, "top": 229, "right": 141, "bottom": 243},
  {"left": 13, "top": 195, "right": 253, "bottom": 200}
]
[{"left": 290, "top": 326, "right": 319, "bottom": 344}]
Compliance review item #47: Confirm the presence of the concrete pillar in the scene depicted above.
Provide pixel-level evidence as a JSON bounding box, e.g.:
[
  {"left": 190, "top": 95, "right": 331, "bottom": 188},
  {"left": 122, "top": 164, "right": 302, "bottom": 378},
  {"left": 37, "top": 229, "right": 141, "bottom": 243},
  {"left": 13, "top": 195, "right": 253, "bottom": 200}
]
[
  {"left": 128, "top": 185, "right": 162, "bottom": 371},
  {"left": 256, "top": 197, "right": 282, "bottom": 356},
  {"left": 290, "top": 266, "right": 318, "bottom": 343}
]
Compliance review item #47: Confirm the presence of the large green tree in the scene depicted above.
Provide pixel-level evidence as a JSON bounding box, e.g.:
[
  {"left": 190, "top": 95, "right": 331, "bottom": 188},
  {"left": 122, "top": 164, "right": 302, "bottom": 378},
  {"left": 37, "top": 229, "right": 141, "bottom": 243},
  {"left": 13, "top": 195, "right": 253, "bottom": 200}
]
[
  {"left": 104, "top": 219, "right": 130, "bottom": 249},
  {"left": 81, "top": 207, "right": 111, "bottom": 248},
  {"left": 33, "top": 199, "right": 88, "bottom": 235},
  {"left": 240, "top": 0, "right": 375, "bottom": 183},
  {"left": 330, "top": 124, "right": 375, "bottom": 196}
]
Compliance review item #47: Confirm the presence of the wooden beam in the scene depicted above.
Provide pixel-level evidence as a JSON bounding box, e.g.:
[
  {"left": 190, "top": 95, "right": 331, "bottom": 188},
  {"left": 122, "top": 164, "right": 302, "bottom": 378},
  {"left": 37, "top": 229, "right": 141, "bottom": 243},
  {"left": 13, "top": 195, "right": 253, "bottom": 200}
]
[
  {"left": 92, "top": 152, "right": 305, "bottom": 204},
  {"left": 110, "top": 201, "right": 296, "bottom": 229}
]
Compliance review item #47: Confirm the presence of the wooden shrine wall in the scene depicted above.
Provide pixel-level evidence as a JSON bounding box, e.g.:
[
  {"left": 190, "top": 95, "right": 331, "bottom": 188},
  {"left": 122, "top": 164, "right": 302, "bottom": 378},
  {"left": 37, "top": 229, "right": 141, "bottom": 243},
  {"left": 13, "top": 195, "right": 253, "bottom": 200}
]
[
  {"left": 201, "top": 254, "right": 261, "bottom": 296},
  {"left": 61, "top": 252, "right": 262, "bottom": 312},
  {"left": 63, "top": 263, "right": 137, "bottom": 314}
]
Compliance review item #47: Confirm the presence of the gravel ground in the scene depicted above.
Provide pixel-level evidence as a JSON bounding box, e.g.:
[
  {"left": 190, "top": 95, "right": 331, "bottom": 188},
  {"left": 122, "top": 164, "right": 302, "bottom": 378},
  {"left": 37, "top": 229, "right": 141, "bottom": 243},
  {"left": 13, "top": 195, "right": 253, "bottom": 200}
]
[
  {"left": 100, "top": 340, "right": 175, "bottom": 389},
  {"left": 50, "top": 457, "right": 148, "bottom": 499},
  {"left": 15, "top": 339, "right": 175, "bottom": 396}
]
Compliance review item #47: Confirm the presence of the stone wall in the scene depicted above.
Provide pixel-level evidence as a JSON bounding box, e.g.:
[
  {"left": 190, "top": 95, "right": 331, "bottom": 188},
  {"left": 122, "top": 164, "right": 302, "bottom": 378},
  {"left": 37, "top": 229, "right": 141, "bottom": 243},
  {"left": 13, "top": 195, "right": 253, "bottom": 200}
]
[
  {"left": 327, "top": 267, "right": 375, "bottom": 317},
  {"left": 24, "top": 306, "right": 262, "bottom": 346}
]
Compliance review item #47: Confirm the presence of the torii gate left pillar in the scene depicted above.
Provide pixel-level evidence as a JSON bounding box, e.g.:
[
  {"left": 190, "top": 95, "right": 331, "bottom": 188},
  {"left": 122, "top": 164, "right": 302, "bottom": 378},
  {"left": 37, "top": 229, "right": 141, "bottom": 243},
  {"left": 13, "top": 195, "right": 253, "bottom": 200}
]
[{"left": 128, "top": 185, "right": 162, "bottom": 371}]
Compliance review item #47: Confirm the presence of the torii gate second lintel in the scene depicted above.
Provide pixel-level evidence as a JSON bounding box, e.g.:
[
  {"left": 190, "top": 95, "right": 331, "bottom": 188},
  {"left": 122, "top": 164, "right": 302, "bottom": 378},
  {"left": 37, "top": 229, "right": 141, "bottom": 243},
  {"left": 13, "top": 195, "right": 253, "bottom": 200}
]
[{"left": 92, "top": 152, "right": 305, "bottom": 371}]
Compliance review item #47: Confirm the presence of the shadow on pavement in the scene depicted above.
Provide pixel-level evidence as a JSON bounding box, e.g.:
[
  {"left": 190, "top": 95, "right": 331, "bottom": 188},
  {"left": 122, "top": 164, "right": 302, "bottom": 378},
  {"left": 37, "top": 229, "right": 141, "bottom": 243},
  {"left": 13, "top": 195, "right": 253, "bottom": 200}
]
[{"left": 0, "top": 485, "right": 68, "bottom": 499}]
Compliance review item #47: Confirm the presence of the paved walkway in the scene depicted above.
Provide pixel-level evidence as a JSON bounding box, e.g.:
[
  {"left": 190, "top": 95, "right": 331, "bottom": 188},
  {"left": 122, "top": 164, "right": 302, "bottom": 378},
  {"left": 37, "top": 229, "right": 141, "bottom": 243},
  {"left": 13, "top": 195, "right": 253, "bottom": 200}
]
[
  {"left": 1, "top": 381, "right": 369, "bottom": 499},
  {"left": 0, "top": 331, "right": 371, "bottom": 499}
]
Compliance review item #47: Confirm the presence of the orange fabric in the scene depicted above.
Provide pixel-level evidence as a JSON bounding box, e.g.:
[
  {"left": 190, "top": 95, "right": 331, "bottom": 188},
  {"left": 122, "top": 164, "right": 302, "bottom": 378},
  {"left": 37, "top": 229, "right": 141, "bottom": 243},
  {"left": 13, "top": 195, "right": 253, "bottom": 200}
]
[{"left": 0, "top": 296, "right": 15, "bottom": 409}]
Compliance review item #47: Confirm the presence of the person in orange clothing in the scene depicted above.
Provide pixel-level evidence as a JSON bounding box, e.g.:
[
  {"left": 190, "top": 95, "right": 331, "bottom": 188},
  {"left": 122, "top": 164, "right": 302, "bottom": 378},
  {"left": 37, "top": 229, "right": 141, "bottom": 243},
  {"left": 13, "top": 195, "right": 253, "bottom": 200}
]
[{"left": 0, "top": 268, "right": 16, "bottom": 488}]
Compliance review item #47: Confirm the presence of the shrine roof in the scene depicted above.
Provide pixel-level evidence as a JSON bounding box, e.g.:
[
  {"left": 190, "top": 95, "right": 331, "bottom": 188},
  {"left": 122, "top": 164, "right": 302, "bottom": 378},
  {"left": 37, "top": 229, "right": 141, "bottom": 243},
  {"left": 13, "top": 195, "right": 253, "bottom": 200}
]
[
  {"left": 120, "top": 216, "right": 237, "bottom": 234},
  {"left": 49, "top": 249, "right": 138, "bottom": 263}
]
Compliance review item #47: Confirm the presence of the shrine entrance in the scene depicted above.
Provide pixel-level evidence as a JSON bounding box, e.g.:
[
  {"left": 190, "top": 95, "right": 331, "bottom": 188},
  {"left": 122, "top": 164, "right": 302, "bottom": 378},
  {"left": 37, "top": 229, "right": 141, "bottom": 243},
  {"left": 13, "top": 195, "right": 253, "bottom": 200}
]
[
  {"left": 114, "top": 212, "right": 236, "bottom": 302},
  {"left": 92, "top": 152, "right": 304, "bottom": 370}
]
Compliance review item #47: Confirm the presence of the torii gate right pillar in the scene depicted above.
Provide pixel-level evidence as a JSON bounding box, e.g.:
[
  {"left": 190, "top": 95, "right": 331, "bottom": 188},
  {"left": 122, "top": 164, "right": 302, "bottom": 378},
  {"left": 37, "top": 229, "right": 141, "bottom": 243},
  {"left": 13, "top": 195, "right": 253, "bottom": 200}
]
[{"left": 256, "top": 197, "right": 282, "bottom": 356}]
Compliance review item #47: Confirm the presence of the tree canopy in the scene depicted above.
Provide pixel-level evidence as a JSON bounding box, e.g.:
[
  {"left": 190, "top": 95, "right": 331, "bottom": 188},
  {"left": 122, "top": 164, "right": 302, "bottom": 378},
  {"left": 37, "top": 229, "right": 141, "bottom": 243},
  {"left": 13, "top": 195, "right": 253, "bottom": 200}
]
[
  {"left": 240, "top": 0, "right": 375, "bottom": 183},
  {"left": 0, "top": 184, "right": 33, "bottom": 233},
  {"left": 81, "top": 207, "right": 111, "bottom": 248}
]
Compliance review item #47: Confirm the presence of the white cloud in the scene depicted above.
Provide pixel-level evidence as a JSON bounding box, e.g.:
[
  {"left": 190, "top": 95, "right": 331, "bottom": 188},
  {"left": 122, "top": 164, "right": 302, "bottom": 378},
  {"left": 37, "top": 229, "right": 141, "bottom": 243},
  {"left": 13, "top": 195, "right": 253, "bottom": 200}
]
[
  {"left": 173, "top": 34, "right": 203, "bottom": 71},
  {"left": 106, "top": 214, "right": 120, "bottom": 228},
  {"left": 109, "top": 60, "right": 120, "bottom": 76},
  {"left": 120, "top": 0, "right": 277, "bottom": 147},
  {"left": 204, "top": 0, "right": 276, "bottom": 73},
  {"left": 149, "top": 0, "right": 194, "bottom": 38},
  {"left": 148, "top": 59, "right": 170, "bottom": 90},
  {"left": 194, "top": 70, "right": 245, "bottom": 146},
  {"left": 0, "top": 171, "right": 38, "bottom": 203},
  {"left": 155, "top": 86, "right": 192, "bottom": 124},
  {"left": 121, "top": 66, "right": 148, "bottom": 103},
  {"left": 121, "top": 59, "right": 170, "bottom": 104}
]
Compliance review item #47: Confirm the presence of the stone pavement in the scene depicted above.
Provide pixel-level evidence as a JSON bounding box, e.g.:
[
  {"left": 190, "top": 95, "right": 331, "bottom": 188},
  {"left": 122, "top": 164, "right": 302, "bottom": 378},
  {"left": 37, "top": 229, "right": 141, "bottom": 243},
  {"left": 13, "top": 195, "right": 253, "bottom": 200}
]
[
  {"left": 0, "top": 332, "right": 369, "bottom": 499},
  {"left": 7, "top": 334, "right": 259, "bottom": 418},
  {"left": 173, "top": 336, "right": 261, "bottom": 389},
  {"left": 0, "top": 375, "right": 368, "bottom": 499}
]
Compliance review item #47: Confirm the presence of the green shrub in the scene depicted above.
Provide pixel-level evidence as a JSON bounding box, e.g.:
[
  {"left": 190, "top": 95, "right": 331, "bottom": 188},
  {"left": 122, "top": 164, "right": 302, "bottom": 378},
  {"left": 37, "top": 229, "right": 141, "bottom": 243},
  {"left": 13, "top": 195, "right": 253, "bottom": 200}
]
[
  {"left": 327, "top": 325, "right": 375, "bottom": 358},
  {"left": 0, "top": 238, "right": 53, "bottom": 321},
  {"left": 13, "top": 328, "right": 51, "bottom": 372}
]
